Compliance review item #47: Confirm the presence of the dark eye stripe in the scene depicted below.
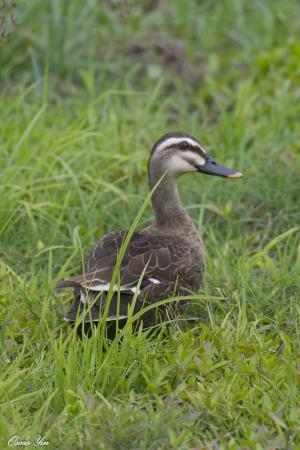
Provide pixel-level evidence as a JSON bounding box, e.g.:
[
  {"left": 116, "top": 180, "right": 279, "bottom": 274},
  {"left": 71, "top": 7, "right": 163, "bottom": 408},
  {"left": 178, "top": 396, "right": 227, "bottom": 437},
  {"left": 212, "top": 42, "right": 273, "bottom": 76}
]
[
  {"left": 185, "top": 145, "right": 206, "bottom": 158},
  {"left": 179, "top": 141, "right": 189, "bottom": 150},
  {"left": 194, "top": 145, "right": 206, "bottom": 157},
  {"left": 163, "top": 142, "right": 206, "bottom": 158},
  {"left": 182, "top": 156, "right": 198, "bottom": 168}
]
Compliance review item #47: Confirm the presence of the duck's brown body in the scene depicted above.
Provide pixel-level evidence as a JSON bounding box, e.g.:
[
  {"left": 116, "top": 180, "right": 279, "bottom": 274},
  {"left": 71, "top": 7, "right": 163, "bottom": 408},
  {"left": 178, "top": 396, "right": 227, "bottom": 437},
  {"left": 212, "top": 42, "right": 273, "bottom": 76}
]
[
  {"left": 57, "top": 228, "right": 205, "bottom": 326},
  {"left": 56, "top": 132, "right": 242, "bottom": 330}
]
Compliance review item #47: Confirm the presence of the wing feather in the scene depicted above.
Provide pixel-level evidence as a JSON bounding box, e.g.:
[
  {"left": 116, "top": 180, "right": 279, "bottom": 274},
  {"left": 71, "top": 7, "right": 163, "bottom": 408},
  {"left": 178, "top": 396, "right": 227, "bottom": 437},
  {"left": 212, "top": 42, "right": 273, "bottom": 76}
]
[{"left": 57, "top": 230, "right": 204, "bottom": 293}]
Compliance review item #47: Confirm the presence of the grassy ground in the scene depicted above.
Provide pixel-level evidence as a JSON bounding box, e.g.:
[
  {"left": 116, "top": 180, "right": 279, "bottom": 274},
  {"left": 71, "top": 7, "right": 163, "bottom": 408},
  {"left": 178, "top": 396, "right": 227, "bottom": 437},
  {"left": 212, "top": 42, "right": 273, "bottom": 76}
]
[{"left": 1, "top": 1, "right": 300, "bottom": 448}]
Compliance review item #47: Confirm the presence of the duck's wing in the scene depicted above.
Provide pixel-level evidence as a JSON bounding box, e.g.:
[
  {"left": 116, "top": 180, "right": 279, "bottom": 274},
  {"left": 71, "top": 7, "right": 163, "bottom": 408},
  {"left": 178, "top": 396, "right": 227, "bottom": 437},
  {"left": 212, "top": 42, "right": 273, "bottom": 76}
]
[
  {"left": 56, "top": 230, "right": 203, "bottom": 294},
  {"left": 57, "top": 230, "right": 204, "bottom": 324}
]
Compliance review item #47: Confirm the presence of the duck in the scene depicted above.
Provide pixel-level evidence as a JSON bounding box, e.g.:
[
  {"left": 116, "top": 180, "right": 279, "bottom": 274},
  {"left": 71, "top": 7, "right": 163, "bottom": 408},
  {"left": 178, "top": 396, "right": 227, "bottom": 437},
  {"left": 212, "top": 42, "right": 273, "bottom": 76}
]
[{"left": 56, "top": 132, "right": 242, "bottom": 331}]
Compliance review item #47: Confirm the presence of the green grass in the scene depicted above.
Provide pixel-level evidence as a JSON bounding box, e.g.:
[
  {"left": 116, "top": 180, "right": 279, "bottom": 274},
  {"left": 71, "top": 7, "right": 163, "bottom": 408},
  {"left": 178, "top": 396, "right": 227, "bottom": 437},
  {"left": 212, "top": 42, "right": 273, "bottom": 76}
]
[{"left": 1, "top": 0, "right": 300, "bottom": 448}]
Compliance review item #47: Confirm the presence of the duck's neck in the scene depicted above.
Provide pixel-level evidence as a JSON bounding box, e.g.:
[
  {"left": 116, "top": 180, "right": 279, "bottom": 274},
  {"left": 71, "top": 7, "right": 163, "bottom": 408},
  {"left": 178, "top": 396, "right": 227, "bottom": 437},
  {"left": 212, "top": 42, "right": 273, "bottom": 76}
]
[{"left": 148, "top": 168, "right": 197, "bottom": 234}]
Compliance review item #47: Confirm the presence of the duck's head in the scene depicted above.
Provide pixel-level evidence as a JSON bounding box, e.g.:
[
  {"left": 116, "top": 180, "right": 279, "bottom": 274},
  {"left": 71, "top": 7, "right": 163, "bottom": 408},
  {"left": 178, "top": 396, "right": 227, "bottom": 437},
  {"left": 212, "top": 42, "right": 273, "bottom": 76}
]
[{"left": 149, "top": 132, "right": 243, "bottom": 180}]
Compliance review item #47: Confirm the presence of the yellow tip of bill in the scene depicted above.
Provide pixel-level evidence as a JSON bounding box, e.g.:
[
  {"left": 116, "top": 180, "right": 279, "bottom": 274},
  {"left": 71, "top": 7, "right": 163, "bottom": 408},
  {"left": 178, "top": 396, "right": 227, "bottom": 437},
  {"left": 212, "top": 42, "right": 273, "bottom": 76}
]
[{"left": 228, "top": 171, "right": 243, "bottom": 179}]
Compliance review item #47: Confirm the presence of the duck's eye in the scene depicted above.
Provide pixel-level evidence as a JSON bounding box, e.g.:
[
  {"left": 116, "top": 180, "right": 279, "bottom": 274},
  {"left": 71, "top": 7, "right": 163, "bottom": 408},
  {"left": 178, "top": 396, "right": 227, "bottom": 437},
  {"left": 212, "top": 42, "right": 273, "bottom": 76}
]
[{"left": 179, "top": 141, "right": 189, "bottom": 150}]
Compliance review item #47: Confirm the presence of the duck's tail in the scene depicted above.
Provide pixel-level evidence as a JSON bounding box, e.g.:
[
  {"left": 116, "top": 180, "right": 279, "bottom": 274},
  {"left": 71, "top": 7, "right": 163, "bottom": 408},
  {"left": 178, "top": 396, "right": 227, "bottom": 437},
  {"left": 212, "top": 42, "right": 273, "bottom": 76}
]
[
  {"left": 56, "top": 278, "right": 156, "bottom": 329},
  {"left": 62, "top": 289, "right": 136, "bottom": 323}
]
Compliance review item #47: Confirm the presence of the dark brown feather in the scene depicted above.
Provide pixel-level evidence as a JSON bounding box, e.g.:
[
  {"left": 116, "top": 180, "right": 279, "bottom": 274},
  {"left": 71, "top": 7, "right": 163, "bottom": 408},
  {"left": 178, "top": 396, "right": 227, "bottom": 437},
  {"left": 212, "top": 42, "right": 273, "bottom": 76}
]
[{"left": 57, "top": 228, "right": 204, "bottom": 325}]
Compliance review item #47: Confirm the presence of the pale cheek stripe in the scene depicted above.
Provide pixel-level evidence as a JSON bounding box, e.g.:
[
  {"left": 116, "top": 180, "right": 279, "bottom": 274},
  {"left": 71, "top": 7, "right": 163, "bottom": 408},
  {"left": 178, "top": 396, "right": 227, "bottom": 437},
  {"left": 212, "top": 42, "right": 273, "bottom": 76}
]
[{"left": 183, "top": 151, "right": 206, "bottom": 167}]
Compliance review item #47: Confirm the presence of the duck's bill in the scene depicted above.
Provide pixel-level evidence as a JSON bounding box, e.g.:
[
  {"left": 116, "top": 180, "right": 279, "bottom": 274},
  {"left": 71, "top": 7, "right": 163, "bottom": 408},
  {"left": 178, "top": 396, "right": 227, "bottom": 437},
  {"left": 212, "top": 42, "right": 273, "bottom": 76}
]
[{"left": 198, "top": 155, "right": 243, "bottom": 179}]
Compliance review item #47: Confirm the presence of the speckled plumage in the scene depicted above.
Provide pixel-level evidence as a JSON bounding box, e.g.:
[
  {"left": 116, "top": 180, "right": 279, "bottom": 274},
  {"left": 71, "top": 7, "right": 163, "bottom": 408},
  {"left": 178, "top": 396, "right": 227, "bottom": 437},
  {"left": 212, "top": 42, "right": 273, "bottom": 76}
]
[
  {"left": 56, "top": 131, "right": 242, "bottom": 329},
  {"left": 57, "top": 229, "right": 205, "bottom": 324}
]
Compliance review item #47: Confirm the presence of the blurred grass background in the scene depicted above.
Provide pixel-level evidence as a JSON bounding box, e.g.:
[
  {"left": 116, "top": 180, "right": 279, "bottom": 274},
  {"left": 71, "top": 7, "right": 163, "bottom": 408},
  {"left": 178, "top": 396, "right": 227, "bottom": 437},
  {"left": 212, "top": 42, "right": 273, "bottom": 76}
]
[{"left": 0, "top": 0, "right": 300, "bottom": 448}]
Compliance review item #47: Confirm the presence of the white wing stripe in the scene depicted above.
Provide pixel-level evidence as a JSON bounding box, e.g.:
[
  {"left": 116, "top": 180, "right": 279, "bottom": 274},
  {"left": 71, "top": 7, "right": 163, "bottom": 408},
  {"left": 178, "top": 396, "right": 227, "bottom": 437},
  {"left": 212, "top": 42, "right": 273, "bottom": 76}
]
[
  {"left": 88, "top": 283, "right": 127, "bottom": 292},
  {"left": 80, "top": 291, "right": 86, "bottom": 304},
  {"left": 149, "top": 278, "right": 160, "bottom": 284},
  {"left": 85, "top": 278, "right": 161, "bottom": 295}
]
